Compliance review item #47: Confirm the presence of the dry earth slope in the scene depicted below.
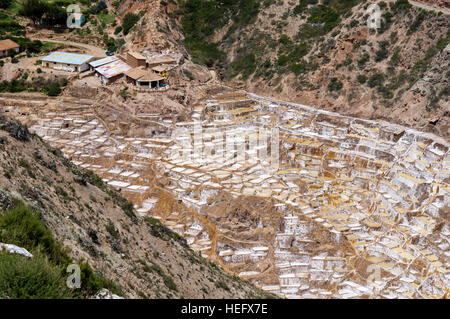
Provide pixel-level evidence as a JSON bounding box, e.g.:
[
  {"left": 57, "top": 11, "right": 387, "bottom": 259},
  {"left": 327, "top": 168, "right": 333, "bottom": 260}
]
[{"left": 171, "top": 0, "right": 449, "bottom": 140}]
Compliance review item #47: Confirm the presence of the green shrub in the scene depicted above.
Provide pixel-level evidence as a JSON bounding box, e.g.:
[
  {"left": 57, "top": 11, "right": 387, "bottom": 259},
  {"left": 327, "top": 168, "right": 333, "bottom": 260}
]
[
  {"left": 328, "top": 77, "right": 343, "bottom": 91},
  {"left": 0, "top": 252, "right": 72, "bottom": 299},
  {"left": 357, "top": 53, "right": 370, "bottom": 69},
  {"left": 390, "top": 0, "right": 412, "bottom": 13},
  {"left": 0, "top": 0, "right": 12, "bottom": 9},
  {"left": 183, "top": 69, "right": 194, "bottom": 80},
  {"left": 45, "top": 83, "right": 62, "bottom": 96},
  {"left": 293, "top": 0, "right": 318, "bottom": 15},
  {"left": 114, "top": 26, "right": 122, "bottom": 35},
  {"left": 145, "top": 217, "right": 187, "bottom": 246},
  {"left": 106, "top": 220, "right": 120, "bottom": 239},
  {"left": 357, "top": 74, "right": 367, "bottom": 84},
  {"left": 163, "top": 274, "right": 177, "bottom": 291},
  {"left": 181, "top": 0, "right": 261, "bottom": 67},
  {"left": 113, "top": 0, "right": 121, "bottom": 9},
  {"left": 377, "top": 85, "right": 394, "bottom": 99},
  {"left": 308, "top": 5, "right": 340, "bottom": 33},
  {"left": 122, "top": 12, "right": 140, "bottom": 35},
  {"left": 0, "top": 200, "right": 121, "bottom": 298},
  {"left": 229, "top": 52, "right": 257, "bottom": 80},
  {"left": 75, "top": 261, "right": 121, "bottom": 297},
  {"left": 278, "top": 34, "right": 291, "bottom": 45},
  {"left": 375, "top": 41, "right": 389, "bottom": 62},
  {"left": 215, "top": 280, "right": 230, "bottom": 291},
  {"left": 408, "top": 11, "right": 427, "bottom": 35},
  {"left": 349, "top": 19, "right": 358, "bottom": 28},
  {"left": 120, "top": 86, "right": 128, "bottom": 100},
  {"left": 368, "top": 73, "right": 385, "bottom": 88},
  {"left": 389, "top": 47, "right": 401, "bottom": 66},
  {"left": 0, "top": 203, "right": 71, "bottom": 265},
  {"left": 378, "top": 12, "right": 393, "bottom": 34}
]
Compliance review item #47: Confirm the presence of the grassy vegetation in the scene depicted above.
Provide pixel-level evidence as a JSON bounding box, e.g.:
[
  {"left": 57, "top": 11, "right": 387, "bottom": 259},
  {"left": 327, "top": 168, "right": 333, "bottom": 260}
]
[
  {"left": 0, "top": 77, "right": 68, "bottom": 96},
  {"left": 145, "top": 217, "right": 187, "bottom": 247},
  {"left": 228, "top": 53, "right": 257, "bottom": 80},
  {"left": 179, "top": 0, "right": 261, "bottom": 67},
  {"left": 357, "top": 74, "right": 367, "bottom": 84},
  {"left": 2, "top": 0, "right": 21, "bottom": 14},
  {"left": 0, "top": 10, "right": 25, "bottom": 36},
  {"left": 179, "top": 0, "right": 361, "bottom": 79},
  {"left": 122, "top": 12, "right": 140, "bottom": 35},
  {"left": 375, "top": 41, "right": 389, "bottom": 62},
  {"left": 307, "top": 4, "right": 340, "bottom": 33},
  {"left": 0, "top": 203, "right": 71, "bottom": 264},
  {"left": 97, "top": 11, "right": 115, "bottom": 26},
  {"left": 293, "top": 0, "right": 318, "bottom": 15},
  {"left": 0, "top": 200, "right": 122, "bottom": 298},
  {"left": 0, "top": 251, "right": 72, "bottom": 298},
  {"left": 296, "top": 0, "right": 361, "bottom": 40},
  {"left": 328, "top": 77, "right": 343, "bottom": 92},
  {"left": 409, "top": 29, "right": 450, "bottom": 86}
]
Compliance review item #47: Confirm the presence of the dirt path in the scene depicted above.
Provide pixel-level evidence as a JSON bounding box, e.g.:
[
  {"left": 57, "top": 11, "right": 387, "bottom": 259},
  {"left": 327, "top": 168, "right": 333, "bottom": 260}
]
[
  {"left": 385, "top": 0, "right": 450, "bottom": 15},
  {"left": 29, "top": 37, "right": 106, "bottom": 57},
  {"left": 410, "top": 0, "right": 450, "bottom": 14}
]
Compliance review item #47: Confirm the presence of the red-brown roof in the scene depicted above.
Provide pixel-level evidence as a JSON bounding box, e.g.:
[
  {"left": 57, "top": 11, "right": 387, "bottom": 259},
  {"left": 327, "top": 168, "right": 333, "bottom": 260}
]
[
  {"left": 124, "top": 67, "right": 164, "bottom": 82},
  {"left": 0, "top": 39, "right": 19, "bottom": 51},
  {"left": 124, "top": 67, "right": 147, "bottom": 80},
  {"left": 127, "top": 51, "right": 146, "bottom": 60}
]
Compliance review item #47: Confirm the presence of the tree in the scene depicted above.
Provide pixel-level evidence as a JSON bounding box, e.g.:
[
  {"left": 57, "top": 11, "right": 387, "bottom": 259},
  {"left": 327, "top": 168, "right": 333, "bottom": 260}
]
[
  {"left": 45, "top": 3, "right": 67, "bottom": 27},
  {"left": 122, "top": 12, "right": 139, "bottom": 35},
  {"left": 45, "top": 83, "right": 62, "bottom": 96},
  {"left": 7, "top": 48, "right": 17, "bottom": 58},
  {"left": 328, "top": 78, "right": 343, "bottom": 92},
  {"left": 19, "top": 0, "right": 48, "bottom": 25},
  {"left": 0, "top": 0, "right": 12, "bottom": 9}
]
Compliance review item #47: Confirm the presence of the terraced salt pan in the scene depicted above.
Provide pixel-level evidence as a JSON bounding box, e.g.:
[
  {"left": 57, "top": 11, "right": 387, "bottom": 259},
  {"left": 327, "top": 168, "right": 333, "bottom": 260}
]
[{"left": 19, "top": 90, "right": 449, "bottom": 299}]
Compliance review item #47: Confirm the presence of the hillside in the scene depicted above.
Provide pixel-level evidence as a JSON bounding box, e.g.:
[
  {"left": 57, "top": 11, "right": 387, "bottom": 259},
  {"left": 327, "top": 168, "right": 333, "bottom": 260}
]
[
  {"left": 175, "top": 0, "right": 449, "bottom": 140},
  {"left": 0, "top": 0, "right": 448, "bottom": 300},
  {"left": 5, "top": 1, "right": 447, "bottom": 140},
  {"left": 0, "top": 114, "right": 274, "bottom": 299}
]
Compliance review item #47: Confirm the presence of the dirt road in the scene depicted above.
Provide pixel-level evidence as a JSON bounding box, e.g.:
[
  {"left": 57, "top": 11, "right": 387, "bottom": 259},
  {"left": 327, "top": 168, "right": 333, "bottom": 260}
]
[
  {"left": 385, "top": 0, "right": 450, "bottom": 15},
  {"left": 29, "top": 37, "right": 106, "bottom": 57},
  {"left": 410, "top": 0, "right": 450, "bottom": 14}
]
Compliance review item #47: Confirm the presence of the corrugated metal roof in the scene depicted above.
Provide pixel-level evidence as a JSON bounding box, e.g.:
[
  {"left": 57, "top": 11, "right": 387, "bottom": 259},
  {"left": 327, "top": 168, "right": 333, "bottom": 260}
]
[
  {"left": 89, "top": 56, "right": 119, "bottom": 68},
  {"left": 95, "top": 59, "right": 131, "bottom": 78},
  {"left": 41, "top": 51, "right": 94, "bottom": 65}
]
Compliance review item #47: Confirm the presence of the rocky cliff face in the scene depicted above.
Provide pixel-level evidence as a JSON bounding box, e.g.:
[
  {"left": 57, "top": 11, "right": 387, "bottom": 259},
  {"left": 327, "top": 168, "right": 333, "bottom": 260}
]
[{"left": 173, "top": 0, "right": 449, "bottom": 140}]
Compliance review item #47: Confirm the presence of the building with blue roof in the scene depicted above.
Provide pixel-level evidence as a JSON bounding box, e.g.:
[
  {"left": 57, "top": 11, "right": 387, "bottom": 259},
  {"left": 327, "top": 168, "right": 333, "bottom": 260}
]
[{"left": 41, "top": 51, "right": 95, "bottom": 72}]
